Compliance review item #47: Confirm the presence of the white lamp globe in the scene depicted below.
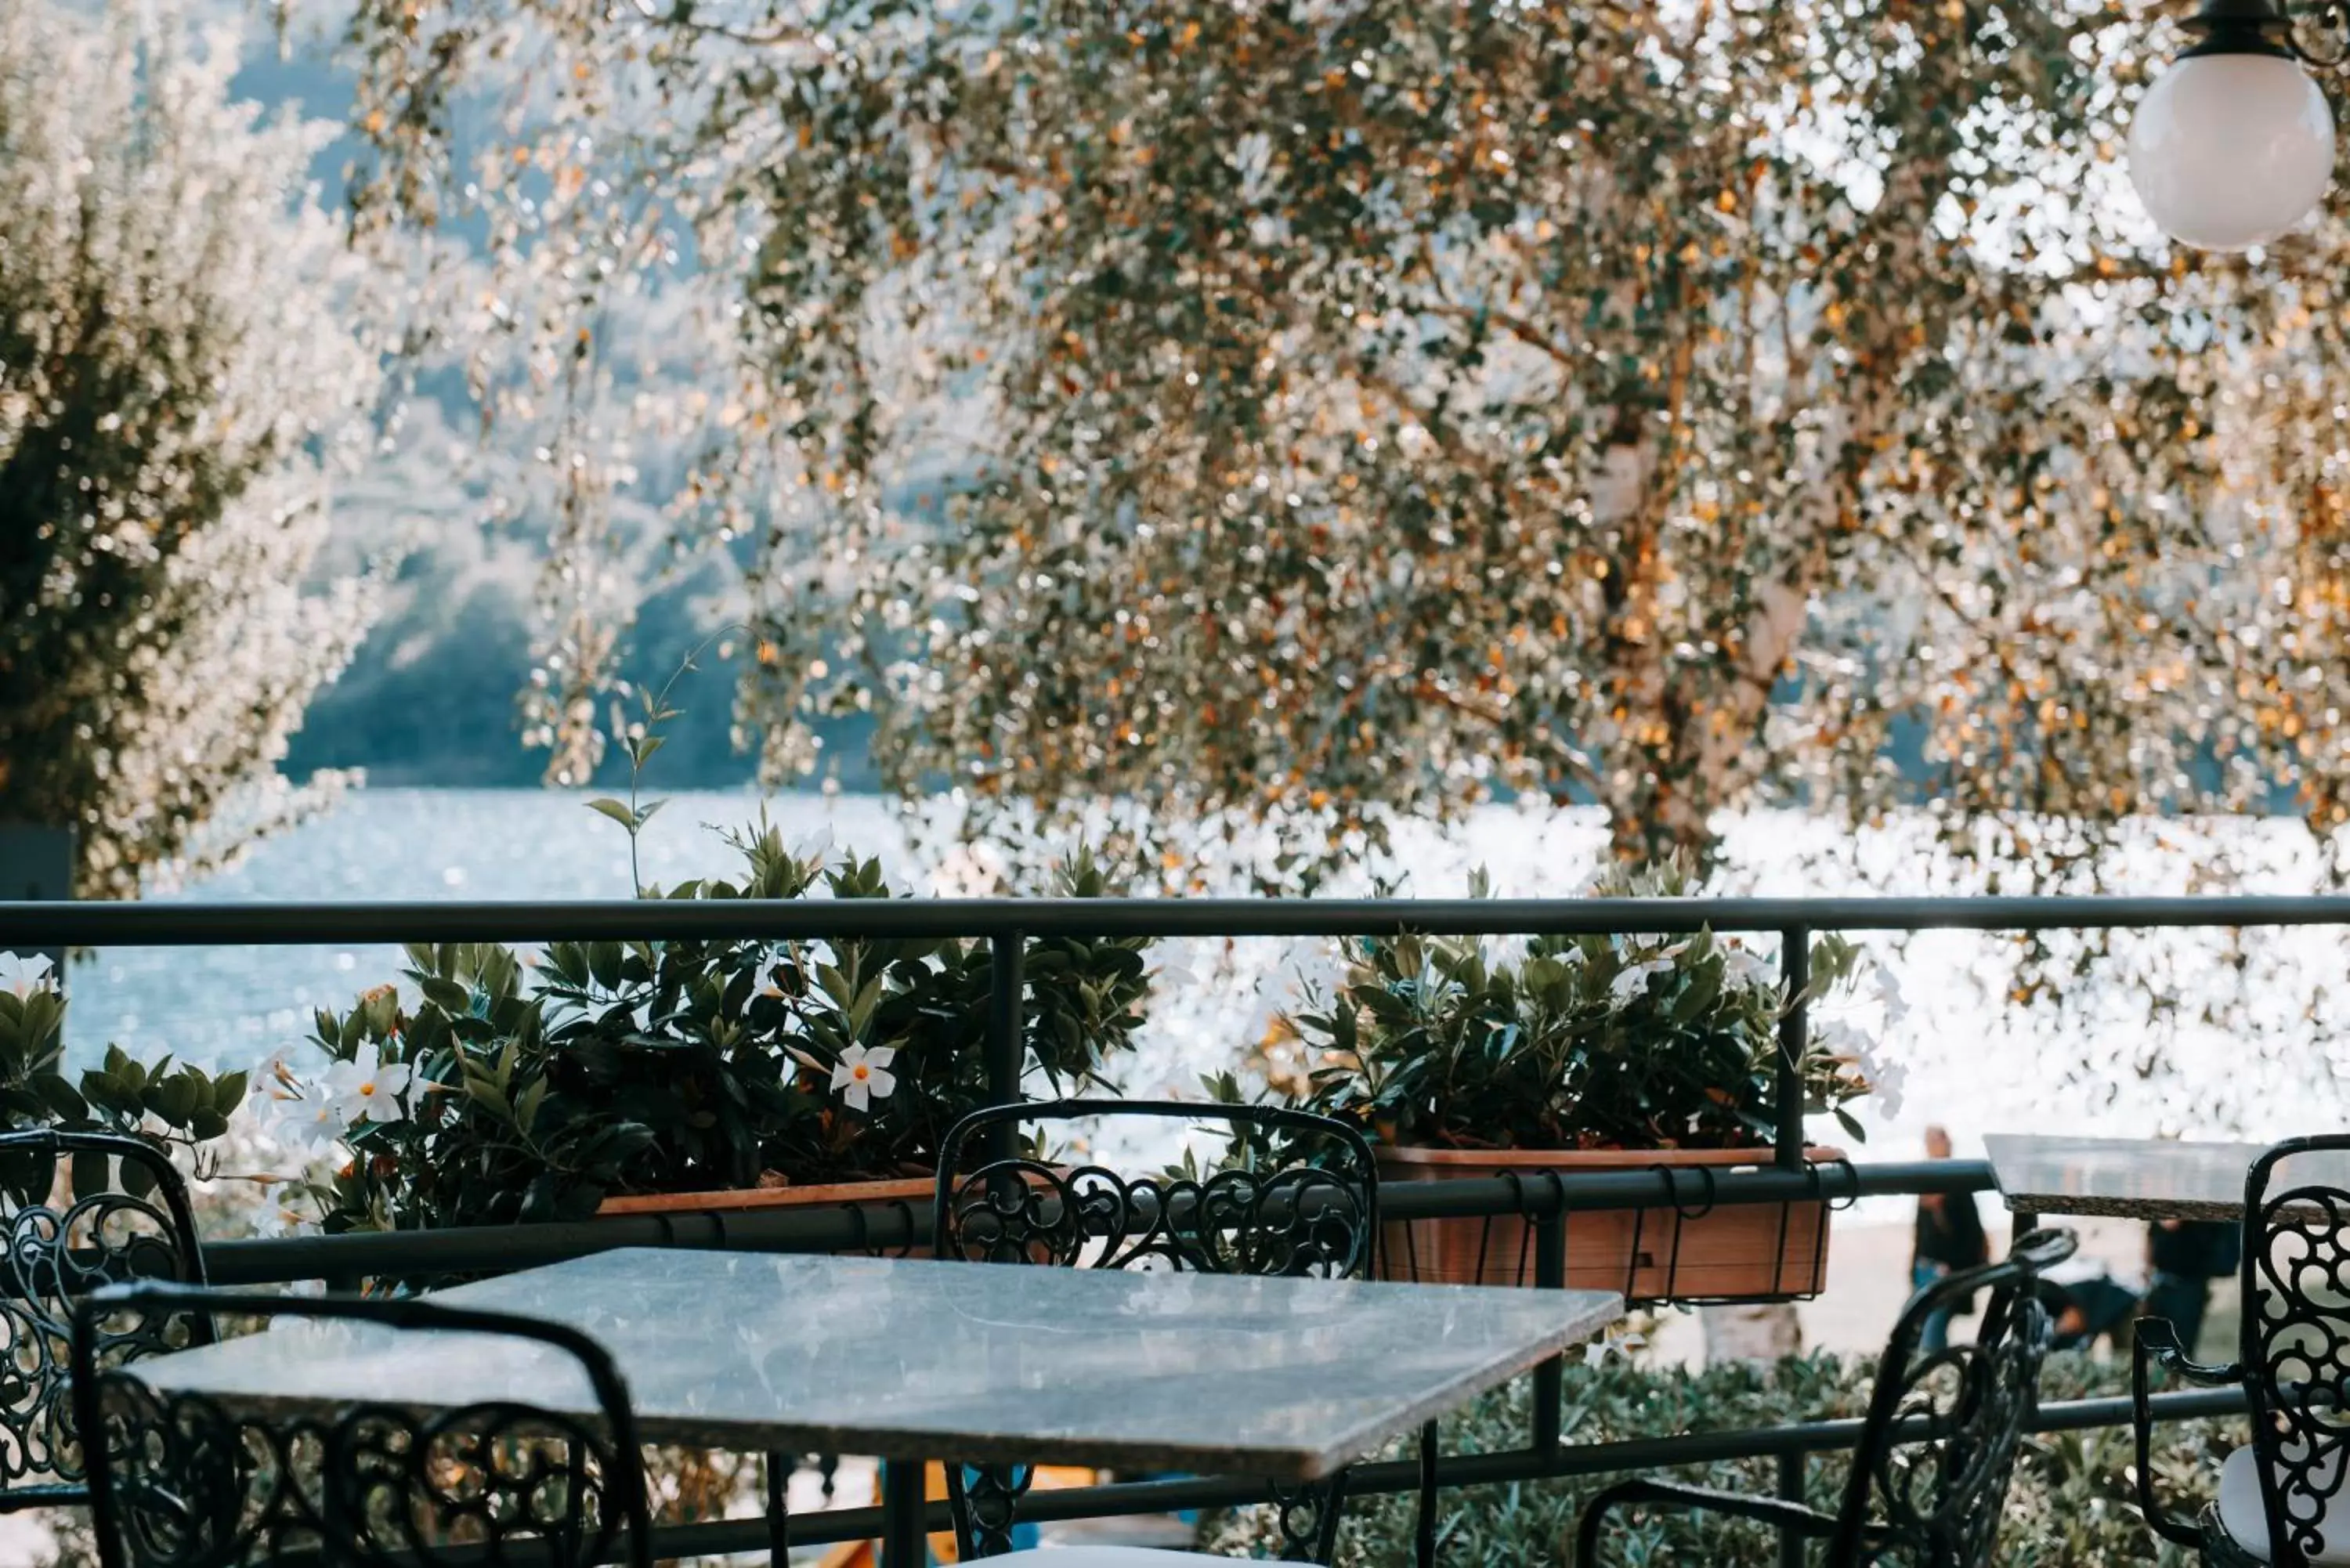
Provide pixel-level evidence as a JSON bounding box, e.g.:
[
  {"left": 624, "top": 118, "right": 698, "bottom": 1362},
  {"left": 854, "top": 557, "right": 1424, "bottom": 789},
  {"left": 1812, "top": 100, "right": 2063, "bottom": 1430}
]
[{"left": 2129, "top": 51, "right": 2336, "bottom": 251}]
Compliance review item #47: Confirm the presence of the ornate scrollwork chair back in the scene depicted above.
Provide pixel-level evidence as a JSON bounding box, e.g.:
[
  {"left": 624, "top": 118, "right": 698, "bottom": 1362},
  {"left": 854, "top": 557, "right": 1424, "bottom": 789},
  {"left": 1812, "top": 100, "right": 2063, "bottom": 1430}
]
[
  {"left": 1828, "top": 1226, "right": 2071, "bottom": 1566},
  {"left": 1578, "top": 1227, "right": 2075, "bottom": 1568},
  {"left": 931, "top": 1099, "right": 1384, "bottom": 1563},
  {"left": 934, "top": 1098, "right": 1379, "bottom": 1280},
  {"left": 2135, "top": 1134, "right": 2350, "bottom": 1568},
  {"left": 71, "top": 1282, "right": 653, "bottom": 1568},
  {"left": 0, "top": 1129, "right": 212, "bottom": 1512}
]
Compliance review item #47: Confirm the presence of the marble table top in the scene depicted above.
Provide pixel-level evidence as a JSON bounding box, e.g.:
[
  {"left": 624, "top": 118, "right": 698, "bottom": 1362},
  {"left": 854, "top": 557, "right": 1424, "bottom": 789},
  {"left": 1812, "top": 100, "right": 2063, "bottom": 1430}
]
[
  {"left": 1985, "top": 1134, "right": 2350, "bottom": 1222},
  {"left": 139, "top": 1248, "right": 1622, "bottom": 1480}
]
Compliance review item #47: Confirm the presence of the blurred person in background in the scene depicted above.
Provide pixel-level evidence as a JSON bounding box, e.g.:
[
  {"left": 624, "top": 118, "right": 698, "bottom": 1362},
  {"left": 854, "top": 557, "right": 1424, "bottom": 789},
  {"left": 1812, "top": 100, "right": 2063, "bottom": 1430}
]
[
  {"left": 2145, "top": 1218, "right": 2240, "bottom": 1357},
  {"left": 1911, "top": 1125, "right": 1988, "bottom": 1352}
]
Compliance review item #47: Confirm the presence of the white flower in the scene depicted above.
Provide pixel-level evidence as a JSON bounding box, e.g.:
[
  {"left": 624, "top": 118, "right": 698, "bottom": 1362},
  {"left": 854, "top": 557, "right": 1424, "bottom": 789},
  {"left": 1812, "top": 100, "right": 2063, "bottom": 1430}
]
[
  {"left": 0, "top": 952, "right": 56, "bottom": 999},
  {"left": 320, "top": 1043, "right": 411, "bottom": 1127},
  {"left": 1608, "top": 943, "right": 1687, "bottom": 1004},
  {"left": 1583, "top": 1328, "right": 1649, "bottom": 1367},
  {"left": 1814, "top": 1017, "right": 1905, "bottom": 1120},
  {"left": 1718, "top": 943, "right": 1779, "bottom": 992},
  {"left": 792, "top": 826, "right": 835, "bottom": 866},
  {"left": 1870, "top": 961, "right": 1911, "bottom": 1027},
  {"left": 249, "top": 1198, "right": 310, "bottom": 1240},
  {"left": 829, "top": 1044, "right": 898, "bottom": 1112},
  {"left": 267, "top": 1092, "right": 346, "bottom": 1160},
  {"left": 258, "top": 1042, "right": 306, "bottom": 1094},
  {"left": 1868, "top": 1057, "right": 1908, "bottom": 1120}
]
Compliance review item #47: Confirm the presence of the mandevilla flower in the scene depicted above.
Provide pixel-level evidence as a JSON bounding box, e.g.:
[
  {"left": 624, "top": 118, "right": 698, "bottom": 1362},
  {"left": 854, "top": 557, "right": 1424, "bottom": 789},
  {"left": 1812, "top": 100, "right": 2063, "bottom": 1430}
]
[
  {"left": 266, "top": 1092, "right": 346, "bottom": 1161},
  {"left": 1718, "top": 943, "right": 1779, "bottom": 992},
  {"left": 830, "top": 1045, "right": 898, "bottom": 1113},
  {"left": 1608, "top": 943, "right": 1688, "bottom": 1005},
  {"left": 0, "top": 952, "right": 55, "bottom": 999},
  {"left": 321, "top": 1043, "right": 411, "bottom": 1127}
]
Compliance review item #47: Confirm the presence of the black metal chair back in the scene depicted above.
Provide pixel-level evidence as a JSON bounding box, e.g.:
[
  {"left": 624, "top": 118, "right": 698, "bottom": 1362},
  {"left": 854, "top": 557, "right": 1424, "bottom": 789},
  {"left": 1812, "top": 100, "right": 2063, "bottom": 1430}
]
[
  {"left": 933, "top": 1097, "right": 1380, "bottom": 1279},
  {"left": 71, "top": 1281, "right": 654, "bottom": 1568},
  {"left": 0, "top": 1129, "right": 211, "bottom": 1512},
  {"left": 1828, "top": 1227, "right": 2072, "bottom": 1566},
  {"left": 932, "top": 1099, "right": 1383, "bottom": 1560},
  {"left": 2229, "top": 1134, "right": 2350, "bottom": 1568},
  {"left": 1577, "top": 1227, "right": 2071, "bottom": 1567}
]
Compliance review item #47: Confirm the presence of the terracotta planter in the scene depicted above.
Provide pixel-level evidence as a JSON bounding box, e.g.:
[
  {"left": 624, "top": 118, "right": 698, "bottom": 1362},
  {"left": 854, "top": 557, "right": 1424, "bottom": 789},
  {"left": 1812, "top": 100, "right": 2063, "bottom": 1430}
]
[
  {"left": 597, "top": 1176, "right": 938, "bottom": 1259},
  {"left": 1377, "top": 1144, "right": 1842, "bottom": 1302},
  {"left": 595, "top": 1175, "right": 935, "bottom": 1217}
]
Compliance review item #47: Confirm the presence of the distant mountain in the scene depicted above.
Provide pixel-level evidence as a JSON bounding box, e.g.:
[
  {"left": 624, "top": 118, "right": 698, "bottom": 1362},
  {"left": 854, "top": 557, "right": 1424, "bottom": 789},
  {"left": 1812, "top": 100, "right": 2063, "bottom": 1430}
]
[
  {"left": 279, "top": 401, "right": 879, "bottom": 791},
  {"left": 205, "top": 17, "right": 873, "bottom": 795}
]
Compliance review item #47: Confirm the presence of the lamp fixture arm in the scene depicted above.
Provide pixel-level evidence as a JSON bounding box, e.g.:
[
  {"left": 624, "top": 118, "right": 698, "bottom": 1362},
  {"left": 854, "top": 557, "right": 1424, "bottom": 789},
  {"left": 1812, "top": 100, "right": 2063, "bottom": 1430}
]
[{"left": 2184, "top": 0, "right": 2350, "bottom": 67}]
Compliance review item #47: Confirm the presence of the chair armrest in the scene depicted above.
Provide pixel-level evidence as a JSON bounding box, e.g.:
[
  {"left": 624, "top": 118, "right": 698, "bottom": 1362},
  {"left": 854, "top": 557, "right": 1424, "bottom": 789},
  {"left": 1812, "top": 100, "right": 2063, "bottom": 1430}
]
[
  {"left": 2133, "top": 1317, "right": 2240, "bottom": 1550},
  {"left": 1574, "top": 1476, "right": 1835, "bottom": 1566},
  {"left": 2135, "top": 1316, "right": 2242, "bottom": 1386}
]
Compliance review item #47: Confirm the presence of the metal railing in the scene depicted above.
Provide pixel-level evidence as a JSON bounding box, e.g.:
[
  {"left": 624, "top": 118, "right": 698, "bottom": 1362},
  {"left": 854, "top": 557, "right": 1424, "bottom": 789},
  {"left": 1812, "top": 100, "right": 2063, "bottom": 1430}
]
[
  {"left": 195, "top": 1157, "right": 2248, "bottom": 1561},
  {"left": 2, "top": 891, "right": 2312, "bottom": 1555}
]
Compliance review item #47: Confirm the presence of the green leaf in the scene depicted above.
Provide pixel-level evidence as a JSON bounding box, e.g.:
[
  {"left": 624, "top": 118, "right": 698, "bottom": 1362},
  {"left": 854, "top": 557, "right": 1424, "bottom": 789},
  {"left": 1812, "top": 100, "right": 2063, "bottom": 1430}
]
[
  {"left": 584, "top": 797, "right": 639, "bottom": 830},
  {"left": 70, "top": 1151, "right": 108, "bottom": 1201},
  {"left": 463, "top": 1078, "right": 512, "bottom": 1122},
  {"left": 119, "top": 1157, "right": 157, "bottom": 1200},
  {"left": 416, "top": 976, "right": 472, "bottom": 1014},
  {"left": 31, "top": 1073, "right": 84, "bottom": 1122},
  {"left": 212, "top": 1071, "right": 249, "bottom": 1115},
  {"left": 516, "top": 1077, "right": 548, "bottom": 1133},
  {"left": 149, "top": 1075, "right": 199, "bottom": 1129}
]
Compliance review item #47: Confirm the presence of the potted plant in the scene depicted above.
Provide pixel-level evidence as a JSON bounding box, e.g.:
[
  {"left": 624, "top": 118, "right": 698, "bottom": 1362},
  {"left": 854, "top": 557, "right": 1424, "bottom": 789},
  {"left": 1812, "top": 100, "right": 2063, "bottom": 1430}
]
[
  {"left": 0, "top": 951, "right": 249, "bottom": 1204},
  {"left": 1273, "top": 873, "right": 1894, "bottom": 1300},
  {"left": 266, "top": 822, "right": 1156, "bottom": 1236}
]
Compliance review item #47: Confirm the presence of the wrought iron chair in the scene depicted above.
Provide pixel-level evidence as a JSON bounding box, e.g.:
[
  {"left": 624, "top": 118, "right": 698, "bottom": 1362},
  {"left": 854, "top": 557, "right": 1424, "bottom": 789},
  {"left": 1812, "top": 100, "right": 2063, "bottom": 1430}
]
[
  {"left": 931, "top": 1097, "right": 1432, "bottom": 1566},
  {"left": 71, "top": 1280, "right": 655, "bottom": 1568},
  {"left": 0, "top": 1128, "right": 212, "bottom": 1513},
  {"left": 1576, "top": 1227, "right": 2077, "bottom": 1567},
  {"left": 2133, "top": 1134, "right": 2350, "bottom": 1568}
]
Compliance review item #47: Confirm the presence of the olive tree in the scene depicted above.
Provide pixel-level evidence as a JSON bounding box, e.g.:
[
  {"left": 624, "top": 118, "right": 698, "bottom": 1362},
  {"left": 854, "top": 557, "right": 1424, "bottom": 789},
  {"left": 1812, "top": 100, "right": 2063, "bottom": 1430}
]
[
  {"left": 0, "top": 0, "right": 382, "bottom": 898},
  {"left": 341, "top": 0, "right": 2349, "bottom": 885}
]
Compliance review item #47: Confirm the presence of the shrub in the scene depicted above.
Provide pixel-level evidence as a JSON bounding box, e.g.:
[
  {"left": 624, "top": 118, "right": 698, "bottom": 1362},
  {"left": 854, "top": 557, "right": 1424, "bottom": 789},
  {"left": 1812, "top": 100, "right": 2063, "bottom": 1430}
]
[
  {"left": 272, "top": 823, "right": 1156, "bottom": 1231},
  {"left": 1279, "top": 866, "right": 1891, "bottom": 1154},
  {"left": 1208, "top": 1350, "right": 2220, "bottom": 1566}
]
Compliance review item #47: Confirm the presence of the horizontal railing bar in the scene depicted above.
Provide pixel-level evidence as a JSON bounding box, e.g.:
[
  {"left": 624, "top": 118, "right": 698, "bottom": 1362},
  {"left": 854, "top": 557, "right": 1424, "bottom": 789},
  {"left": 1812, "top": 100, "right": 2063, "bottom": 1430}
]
[
  {"left": 199, "top": 1161, "right": 1998, "bottom": 1286},
  {"left": 202, "top": 1199, "right": 935, "bottom": 1285},
  {"left": 12, "top": 893, "right": 2350, "bottom": 947},
  {"left": 634, "top": 1386, "right": 2250, "bottom": 1557}
]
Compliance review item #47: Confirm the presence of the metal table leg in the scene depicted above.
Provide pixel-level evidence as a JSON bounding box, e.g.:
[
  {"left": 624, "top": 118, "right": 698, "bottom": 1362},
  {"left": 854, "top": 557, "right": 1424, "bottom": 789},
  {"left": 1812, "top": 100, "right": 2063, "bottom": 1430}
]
[{"left": 881, "top": 1458, "right": 929, "bottom": 1567}]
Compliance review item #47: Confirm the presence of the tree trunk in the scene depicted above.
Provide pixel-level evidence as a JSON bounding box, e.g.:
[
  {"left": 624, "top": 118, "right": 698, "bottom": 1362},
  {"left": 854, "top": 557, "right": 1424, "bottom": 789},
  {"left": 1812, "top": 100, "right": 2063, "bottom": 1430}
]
[{"left": 1700, "top": 1301, "right": 1802, "bottom": 1364}]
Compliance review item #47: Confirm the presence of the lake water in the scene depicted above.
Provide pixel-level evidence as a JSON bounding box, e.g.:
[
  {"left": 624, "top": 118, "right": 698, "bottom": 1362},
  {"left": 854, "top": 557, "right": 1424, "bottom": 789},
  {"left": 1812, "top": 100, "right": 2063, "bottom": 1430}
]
[{"left": 48, "top": 787, "right": 2350, "bottom": 1183}]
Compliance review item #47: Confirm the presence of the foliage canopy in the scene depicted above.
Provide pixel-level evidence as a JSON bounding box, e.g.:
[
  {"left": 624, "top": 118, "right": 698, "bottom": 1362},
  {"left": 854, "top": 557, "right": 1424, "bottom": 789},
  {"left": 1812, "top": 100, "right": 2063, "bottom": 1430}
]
[
  {"left": 0, "top": 0, "right": 381, "bottom": 897},
  {"left": 345, "top": 0, "right": 2350, "bottom": 880}
]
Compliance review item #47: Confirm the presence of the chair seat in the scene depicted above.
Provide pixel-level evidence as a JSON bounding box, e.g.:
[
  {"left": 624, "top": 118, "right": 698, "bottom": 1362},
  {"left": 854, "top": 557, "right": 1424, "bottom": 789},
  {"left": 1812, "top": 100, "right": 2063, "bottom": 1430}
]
[
  {"left": 980, "top": 1549, "right": 1227, "bottom": 1565},
  {"left": 2217, "top": 1443, "right": 2350, "bottom": 1565}
]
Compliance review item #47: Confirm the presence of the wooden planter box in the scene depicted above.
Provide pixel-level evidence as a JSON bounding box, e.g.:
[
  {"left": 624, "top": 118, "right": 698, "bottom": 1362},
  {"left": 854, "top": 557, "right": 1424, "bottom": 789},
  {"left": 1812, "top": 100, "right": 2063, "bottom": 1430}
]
[
  {"left": 1376, "top": 1144, "right": 1841, "bottom": 1302},
  {"left": 598, "top": 1176, "right": 938, "bottom": 1257},
  {"left": 595, "top": 1175, "right": 935, "bottom": 1218}
]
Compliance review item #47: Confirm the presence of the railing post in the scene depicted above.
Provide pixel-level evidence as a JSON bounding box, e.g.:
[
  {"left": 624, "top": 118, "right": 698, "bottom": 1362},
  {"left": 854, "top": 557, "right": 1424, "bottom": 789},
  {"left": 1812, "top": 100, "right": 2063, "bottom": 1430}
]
[
  {"left": 1532, "top": 1198, "right": 1565, "bottom": 1454},
  {"left": 987, "top": 931, "right": 1027, "bottom": 1163},
  {"left": 1775, "top": 928, "right": 1810, "bottom": 1170},
  {"left": 1775, "top": 1450, "right": 1807, "bottom": 1568}
]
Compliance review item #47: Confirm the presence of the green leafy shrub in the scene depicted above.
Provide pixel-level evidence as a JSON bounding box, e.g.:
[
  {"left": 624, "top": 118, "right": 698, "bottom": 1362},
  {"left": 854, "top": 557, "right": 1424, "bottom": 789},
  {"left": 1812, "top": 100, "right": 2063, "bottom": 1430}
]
[
  {"left": 1208, "top": 1351, "right": 2221, "bottom": 1566},
  {"left": 1280, "top": 867, "right": 1889, "bottom": 1154},
  {"left": 0, "top": 954, "right": 247, "bottom": 1202},
  {"left": 270, "top": 824, "right": 1155, "bottom": 1230}
]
